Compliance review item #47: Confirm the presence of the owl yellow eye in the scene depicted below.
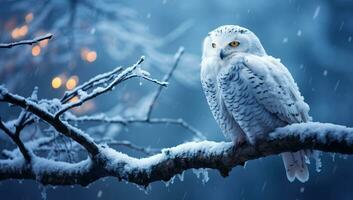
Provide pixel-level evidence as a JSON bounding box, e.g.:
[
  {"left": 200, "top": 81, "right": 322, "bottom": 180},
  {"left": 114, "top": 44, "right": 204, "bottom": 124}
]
[
  {"left": 211, "top": 43, "right": 216, "bottom": 48},
  {"left": 229, "top": 41, "right": 240, "bottom": 47}
]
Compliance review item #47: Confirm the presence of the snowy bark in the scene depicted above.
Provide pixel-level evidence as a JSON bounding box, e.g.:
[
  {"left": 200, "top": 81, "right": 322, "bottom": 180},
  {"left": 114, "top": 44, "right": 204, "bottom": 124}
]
[{"left": 0, "top": 122, "right": 352, "bottom": 186}]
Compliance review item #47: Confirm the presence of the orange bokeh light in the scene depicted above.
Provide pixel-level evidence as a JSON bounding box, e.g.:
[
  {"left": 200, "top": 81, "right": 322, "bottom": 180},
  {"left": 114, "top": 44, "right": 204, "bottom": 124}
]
[
  {"left": 25, "top": 13, "right": 33, "bottom": 23},
  {"left": 70, "top": 96, "right": 79, "bottom": 103},
  {"left": 31, "top": 45, "right": 41, "bottom": 56},
  {"left": 66, "top": 76, "right": 78, "bottom": 90},
  {"left": 39, "top": 39, "right": 49, "bottom": 47},
  {"left": 81, "top": 48, "right": 97, "bottom": 63},
  {"left": 86, "top": 51, "right": 97, "bottom": 62},
  {"left": 51, "top": 77, "right": 62, "bottom": 89},
  {"left": 11, "top": 25, "right": 28, "bottom": 39}
]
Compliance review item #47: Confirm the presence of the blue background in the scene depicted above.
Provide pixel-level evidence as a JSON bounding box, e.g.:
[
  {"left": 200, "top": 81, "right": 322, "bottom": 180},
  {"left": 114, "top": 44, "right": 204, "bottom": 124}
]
[{"left": 1, "top": 0, "right": 353, "bottom": 199}]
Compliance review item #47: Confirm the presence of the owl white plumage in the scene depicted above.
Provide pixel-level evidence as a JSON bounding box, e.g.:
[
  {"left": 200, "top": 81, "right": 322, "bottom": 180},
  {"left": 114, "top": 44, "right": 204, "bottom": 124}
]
[{"left": 201, "top": 25, "right": 311, "bottom": 183}]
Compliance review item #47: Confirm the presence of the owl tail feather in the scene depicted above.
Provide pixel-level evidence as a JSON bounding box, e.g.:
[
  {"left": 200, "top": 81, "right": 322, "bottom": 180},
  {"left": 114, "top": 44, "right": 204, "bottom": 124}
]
[{"left": 281, "top": 151, "right": 309, "bottom": 183}]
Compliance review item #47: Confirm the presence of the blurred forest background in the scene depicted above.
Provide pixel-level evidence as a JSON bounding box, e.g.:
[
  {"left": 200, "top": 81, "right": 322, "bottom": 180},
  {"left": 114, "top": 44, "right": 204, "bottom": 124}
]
[{"left": 1, "top": 0, "right": 353, "bottom": 199}]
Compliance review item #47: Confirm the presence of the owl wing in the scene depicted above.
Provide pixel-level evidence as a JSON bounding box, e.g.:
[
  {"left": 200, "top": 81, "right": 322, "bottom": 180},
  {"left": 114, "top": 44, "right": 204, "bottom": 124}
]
[
  {"left": 218, "top": 54, "right": 311, "bottom": 182},
  {"left": 219, "top": 54, "right": 310, "bottom": 125},
  {"left": 250, "top": 55, "right": 311, "bottom": 124}
]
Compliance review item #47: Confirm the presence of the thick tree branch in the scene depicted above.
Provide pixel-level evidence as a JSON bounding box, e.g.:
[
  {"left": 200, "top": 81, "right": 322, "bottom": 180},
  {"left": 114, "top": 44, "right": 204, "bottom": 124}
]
[
  {"left": 0, "top": 122, "right": 352, "bottom": 186},
  {"left": 0, "top": 34, "right": 53, "bottom": 48}
]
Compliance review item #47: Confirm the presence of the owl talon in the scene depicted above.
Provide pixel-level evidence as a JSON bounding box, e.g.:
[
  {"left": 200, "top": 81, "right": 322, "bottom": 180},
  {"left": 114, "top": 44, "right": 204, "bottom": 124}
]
[{"left": 233, "top": 136, "right": 247, "bottom": 147}]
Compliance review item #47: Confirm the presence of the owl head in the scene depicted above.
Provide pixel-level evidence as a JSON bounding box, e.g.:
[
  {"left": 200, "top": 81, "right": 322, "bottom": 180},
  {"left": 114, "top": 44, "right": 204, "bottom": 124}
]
[{"left": 202, "top": 25, "right": 266, "bottom": 60}]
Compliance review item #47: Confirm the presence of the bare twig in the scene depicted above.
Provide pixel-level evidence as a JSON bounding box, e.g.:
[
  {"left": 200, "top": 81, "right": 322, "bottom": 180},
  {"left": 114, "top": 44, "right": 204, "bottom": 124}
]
[
  {"left": 66, "top": 115, "right": 205, "bottom": 139},
  {"left": 100, "top": 139, "right": 160, "bottom": 155},
  {"left": 0, "top": 34, "right": 53, "bottom": 48},
  {"left": 61, "top": 66, "right": 123, "bottom": 104},
  {"left": 146, "top": 47, "right": 184, "bottom": 119}
]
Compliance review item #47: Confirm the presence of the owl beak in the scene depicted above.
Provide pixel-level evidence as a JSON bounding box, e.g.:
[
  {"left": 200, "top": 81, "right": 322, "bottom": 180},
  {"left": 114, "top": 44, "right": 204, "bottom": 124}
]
[{"left": 220, "top": 49, "right": 226, "bottom": 60}]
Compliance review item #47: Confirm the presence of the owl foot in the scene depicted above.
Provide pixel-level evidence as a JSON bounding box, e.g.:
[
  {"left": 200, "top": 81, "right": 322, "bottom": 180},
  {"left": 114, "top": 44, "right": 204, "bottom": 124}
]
[
  {"left": 233, "top": 136, "right": 247, "bottom": 167},
  {"left": 233, "top": 136, "right": 247, "bottom": 148}
]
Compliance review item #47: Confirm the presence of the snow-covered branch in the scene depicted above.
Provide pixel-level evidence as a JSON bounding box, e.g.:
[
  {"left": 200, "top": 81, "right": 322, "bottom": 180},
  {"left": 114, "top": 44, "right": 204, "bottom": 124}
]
[
  {"left": 0, "top": 48, "right": 211, "bottom": 187},
  {"left": 0, "top": 87, "right": 101, "bottom": 156},
  {"left": 0, "top": 54, "right": 173, "bottom": 157},
  {"left": 54, "top": 56, "right": 167, "bottom": 118},
  {"left": 0, "top": 122, "right": 352, "bottom": 186}
]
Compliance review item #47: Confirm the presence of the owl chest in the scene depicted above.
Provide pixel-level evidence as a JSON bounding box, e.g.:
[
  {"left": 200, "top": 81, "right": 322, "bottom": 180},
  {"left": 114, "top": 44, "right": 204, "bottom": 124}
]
[
  {"left": 220, "top": 69, "right": 259, "bottom": 120},
  {"left": 202, "top": 79, "right": 239, "bottom": 137},
  {"left": 219, "top": 67, "right": 281, "bottom": 137}
]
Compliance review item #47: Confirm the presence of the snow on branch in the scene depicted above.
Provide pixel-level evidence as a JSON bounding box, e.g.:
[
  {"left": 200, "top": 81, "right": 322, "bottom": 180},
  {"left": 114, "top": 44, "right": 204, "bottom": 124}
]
[
  {"left": 54, "top": 56, "right": 167, "bottom": 118},
  {"left": 0, "top": 122, "right": 352, "bottom": 186},
  {"left": 0, "top": 33, "right": 53, "bottom": 48},
  {"left": 0, "top": 49, "right": 210, "bottom": 187},
  {"left": 0, "top": 54, "right": 173, "bottom": 156}
]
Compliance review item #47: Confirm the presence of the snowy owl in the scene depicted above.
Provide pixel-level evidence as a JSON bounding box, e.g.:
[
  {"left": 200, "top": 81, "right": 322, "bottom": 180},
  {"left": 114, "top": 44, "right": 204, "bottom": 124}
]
[{"left": 201, "top": 25, "right": 311, "bottom": 183}]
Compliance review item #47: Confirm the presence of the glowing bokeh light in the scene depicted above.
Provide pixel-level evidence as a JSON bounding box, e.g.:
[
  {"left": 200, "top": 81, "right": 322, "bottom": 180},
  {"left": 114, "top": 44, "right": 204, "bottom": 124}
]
[
  {"left": 39, "top": 39, "right": 49, "bottom": 47},
  {"left": 70, "top": 96, "right": 79, "bottom": 103},
  {"left": 51, "top": 77, "right": 62, "bottom": 89},
  {"left": 86, "top": 51, "right": 97, "bottom": 62},
  {"left": 11, "top": 25, "right": 28, "bottom": 39},
  {"left": 31, "top": 45, "right": 41, "bottom": 56},
  {"left": 66, "top": 76, "right": 78, "bottom": 90},
  {"left": 25, "top": 13, "right": 33, "bottom": 23},
  {"left": 81, "top": 48, "right": 97, "bottom": 63}
]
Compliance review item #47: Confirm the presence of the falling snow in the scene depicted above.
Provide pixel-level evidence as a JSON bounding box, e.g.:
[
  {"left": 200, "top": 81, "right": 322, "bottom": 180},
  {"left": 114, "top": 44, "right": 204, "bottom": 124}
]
[
  {"left": 297, "top": 30, "right": 302, "bottom": 37},
  {"left": 313, "top": 6, "right": 321, "bottom": 19},
  {"left": 323, "top": 70, "right": 328, "bottom": 76},
  {"left": 97, "top": 190, "right": 103, "bottom": 198},
  {"left": 300, "top": 187, "right": 305, "bottom": 193},
  {"left": 339, "top": 21, "right": 345, "bottom": 31},
  {"left": 334, "top": 80, "right": 340, "bottom": 91}
]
